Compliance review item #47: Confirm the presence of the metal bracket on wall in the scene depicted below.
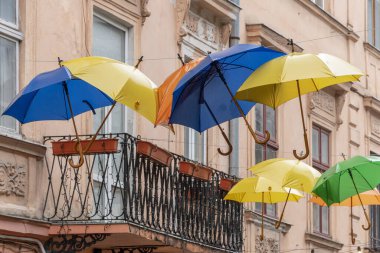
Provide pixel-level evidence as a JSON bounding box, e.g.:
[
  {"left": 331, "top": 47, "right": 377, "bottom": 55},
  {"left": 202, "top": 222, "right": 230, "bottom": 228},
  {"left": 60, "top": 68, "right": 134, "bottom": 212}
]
[{"left": 44, "top": 234, "right": 109, "bottom": 253}]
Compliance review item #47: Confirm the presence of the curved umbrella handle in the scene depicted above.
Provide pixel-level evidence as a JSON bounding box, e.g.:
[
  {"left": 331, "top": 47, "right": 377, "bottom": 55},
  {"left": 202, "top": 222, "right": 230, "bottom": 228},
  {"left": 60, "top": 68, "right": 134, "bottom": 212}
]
[
  {"left": 254, "top": 130, "right": 270, "bottom": 145},
  {"left": 293, "top": 133, "right": 310, "bottom": 160},
  {"left": 362, "top": 209, "right": 371, "bottom": 230},
  {"left": 217, "top": 126, "right": 233, "bottom": 156},
  {"left": 69, "top": 140, "right": 85, "bottom": 168}
]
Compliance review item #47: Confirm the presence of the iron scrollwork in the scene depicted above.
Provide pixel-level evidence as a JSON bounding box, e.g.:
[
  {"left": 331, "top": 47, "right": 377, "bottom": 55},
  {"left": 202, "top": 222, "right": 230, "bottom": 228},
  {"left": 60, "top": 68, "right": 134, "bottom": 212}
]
[{"left": 44, "top": 234, "right": 109, "bottom": 253}]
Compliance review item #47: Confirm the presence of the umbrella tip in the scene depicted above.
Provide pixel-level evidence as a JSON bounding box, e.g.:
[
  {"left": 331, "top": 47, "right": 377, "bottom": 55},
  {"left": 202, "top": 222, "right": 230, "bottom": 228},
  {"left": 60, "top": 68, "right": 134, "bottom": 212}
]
[{"left": 58, "top": 57, "right": 63, "bottom": 67}]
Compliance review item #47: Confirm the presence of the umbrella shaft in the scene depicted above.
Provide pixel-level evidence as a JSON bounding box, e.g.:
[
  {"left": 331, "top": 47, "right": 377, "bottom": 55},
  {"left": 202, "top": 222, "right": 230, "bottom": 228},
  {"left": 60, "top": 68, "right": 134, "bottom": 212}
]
[{"left": 296, "top": 81, "right": 307, "bottom": 133}]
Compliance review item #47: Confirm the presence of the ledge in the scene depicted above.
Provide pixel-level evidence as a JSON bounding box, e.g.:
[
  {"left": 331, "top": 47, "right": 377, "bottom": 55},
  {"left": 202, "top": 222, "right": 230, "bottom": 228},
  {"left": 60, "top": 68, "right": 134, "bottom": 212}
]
[
  {"left": 364, "top": 42, "right": 380, "bottom": 59},
  {"left": 193, "top": 0, "right": 240, "bottom": 21},
  {"left": 0, "top": 214, "right": 50, "bottom": 240},
  {"left": 245, "top": 210, "right": 292, "bottom": 233},
  {"left": 0, "top": 133, "right": 46, "bottom": 158},
  {"left": 295, "top": 0, "right": 359, "bottom": 42},
  {"left": 246, "top": 23, "right": 303, "bottom": 53},
  {"left": 305, "top": 232, "right": 343, "bottom": 250}
]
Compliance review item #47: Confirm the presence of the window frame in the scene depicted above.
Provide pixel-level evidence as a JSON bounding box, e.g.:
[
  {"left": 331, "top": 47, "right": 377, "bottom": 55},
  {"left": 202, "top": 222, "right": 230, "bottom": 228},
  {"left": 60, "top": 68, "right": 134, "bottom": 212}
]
[
  {"left": 368, "top": 0, "right": 380, "bottom": 48},
  {"left": 254, "top": 104, "right": 278, "bottom": 217},
  {"left": 0, "top": 0, "right": 19, "bottom": 30},
  {"left": 184, "top": 127, "right": 207, "bottom": 164},
  {"left": 0, "top": 8, "right": 20, "bottom": 135},
  {"left": 312, "top": 124, "right": 330, "bottom": 235}
]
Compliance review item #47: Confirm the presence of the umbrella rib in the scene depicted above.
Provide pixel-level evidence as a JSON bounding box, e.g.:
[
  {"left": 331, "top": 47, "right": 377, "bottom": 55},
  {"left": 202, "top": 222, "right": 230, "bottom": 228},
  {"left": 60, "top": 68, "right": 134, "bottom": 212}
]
[
  {"left": 62, "top": 82, "right": 70, "bottom": 119},
  {"left": 354, "top": 167, "right": 375, "bottom": 190},
  {"left": 219, "top": 51, "right": 248, "bottom": 66},
  {"left": 311, "top": 78, "right": 319, "bottom": 92},
  {"left": 219, "top": 62, "right": 255, "bottom": 71}
]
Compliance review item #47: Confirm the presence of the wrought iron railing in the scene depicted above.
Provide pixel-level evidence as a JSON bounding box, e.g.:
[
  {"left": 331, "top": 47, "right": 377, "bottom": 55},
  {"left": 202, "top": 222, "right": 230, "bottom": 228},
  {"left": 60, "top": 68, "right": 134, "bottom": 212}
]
[{"left": 43, "top": 133, "right": 243, "bottom": 252}]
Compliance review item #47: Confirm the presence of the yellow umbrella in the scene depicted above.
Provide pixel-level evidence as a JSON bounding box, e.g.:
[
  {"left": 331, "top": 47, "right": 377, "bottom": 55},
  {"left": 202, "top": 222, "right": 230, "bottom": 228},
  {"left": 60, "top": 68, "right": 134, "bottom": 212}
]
[
  {"left": 249, "top": 158, "right": 321, "bottom": 228},
  {"left": 224, "top": 176, "right": 303, "bottom": 240},
  {"left": 62, "top": 56, "right": 157, "bottom": 167},
  {"left": 310, "top": 189, "right": 380, "bottom": 244},
  {"left": 236, "top": 50, "right": 363, "bottom": 160}
]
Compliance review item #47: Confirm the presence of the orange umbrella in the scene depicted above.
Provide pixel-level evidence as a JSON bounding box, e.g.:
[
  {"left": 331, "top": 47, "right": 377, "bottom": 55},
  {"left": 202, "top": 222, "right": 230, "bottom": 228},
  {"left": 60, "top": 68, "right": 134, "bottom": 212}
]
[
  {"left": 310, "top": 189, "right": 380, "bottom": 244},
  {"left": 155, "top": 57, "right": 204, "bottom": 128}
]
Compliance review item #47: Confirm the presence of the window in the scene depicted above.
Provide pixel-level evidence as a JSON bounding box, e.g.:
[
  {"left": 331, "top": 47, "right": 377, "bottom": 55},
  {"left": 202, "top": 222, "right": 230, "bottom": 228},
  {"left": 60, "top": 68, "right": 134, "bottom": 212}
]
[
  {"left": 370, "top": 153, "right": 380, "bottom": 250},
  {"left": 92, "top": 15, "right": 134, "bottom": 135},
  {"left": 312, "top": 124, "right": 330, "bottom": 235},
  {"left": 255, "top": 104, "right": 278, "bottom": 217},
  {"left": 0, "top": 0, "right": 17, "bottom": 27},
  {"left": 368, "top": 0, "right": 380, "bottom": 48},
  {"left": 184, "top": 127, "right": 207, "bottom": 164},
  {"left": 92, "top": 13, "right": 133, "bottom": 218},
  {"left": 0, "top": 0, "right": 19, "bottom": 132},
  {"left": 311, "top": 0, "right": 324, "bottom": 9}
]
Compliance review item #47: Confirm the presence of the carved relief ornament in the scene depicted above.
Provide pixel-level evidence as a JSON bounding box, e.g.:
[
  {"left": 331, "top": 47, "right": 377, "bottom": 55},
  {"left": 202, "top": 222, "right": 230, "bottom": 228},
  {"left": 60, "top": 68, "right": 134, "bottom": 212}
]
[
  {"left": 141, "top": 0, "right": 151, "bottom": 25},
  {"left": 176, "top": 0, "right": 191, "bottom": 46},
  {"left": 0, "top": 162, "right": 26, "bottom": 197},
  {"left": 255, "top": 235, "right": 280, "bottom": 253}
]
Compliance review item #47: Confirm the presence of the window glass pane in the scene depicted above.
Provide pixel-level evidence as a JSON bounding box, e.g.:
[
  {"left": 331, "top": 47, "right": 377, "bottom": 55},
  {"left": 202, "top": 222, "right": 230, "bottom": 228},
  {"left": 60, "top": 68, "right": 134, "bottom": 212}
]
[
  {"left": 266, "top": 204, "right": 276, "bottom": 217},
  {"left": 321, "top": 132, "right": 329, "bottom": 165},
  {"left": 369, "top": 0, "right": 374, "bottom": 44},
  {"left": 255, "top": 202, "right": 262, "bottom": 212},
  {"left": 376, "top": 0, "right": 380, "bottom": 48},
  {"left": 0, "top": 37, "right": 17, "bottom": 130},
  {"left": 255, "top": 144, "right": 264, "bottom": 164},
  {"left": 93, "top": 16, "right": 125, "bottom": 61},
  {"left": 111, "top": 103, "right": 125, "bottom": 133},
  {"left": 312, "top": 128, "right": 320, "bottom": 161},
  {"left": 184, "top": 127, "right": 190, "bottom": 159},
  {"left": 255, "top": 104, "right": 263, "bottom": 133},
  {"left": 0, "top": 0, "right": 16, "bottom": 25},
  {"left": 322, "top": 206, "right": 329, "bottom": 234},
  {"left": 313, "top": 203, "right": 320, "bottom": 233},
  {"left": 266, "top": 107, "right": 276, "bottom": 139},
  {"left": 93, "top": 108, "right": 105, "bottom": 133},
  {"left": 266, "top": 146, "right": 277, "bottom": 160}
]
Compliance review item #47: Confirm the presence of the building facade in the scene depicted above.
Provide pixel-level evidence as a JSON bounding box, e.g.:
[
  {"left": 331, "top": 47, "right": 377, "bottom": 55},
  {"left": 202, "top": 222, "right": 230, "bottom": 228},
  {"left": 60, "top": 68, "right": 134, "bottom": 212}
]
[{"left": 0, "top": 0, "right": 379, "bottom": 252}]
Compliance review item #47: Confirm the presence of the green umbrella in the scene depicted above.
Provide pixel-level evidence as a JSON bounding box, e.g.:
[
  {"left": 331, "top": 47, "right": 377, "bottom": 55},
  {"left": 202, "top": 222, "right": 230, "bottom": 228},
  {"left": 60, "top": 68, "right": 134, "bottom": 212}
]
[{"left": 312, "top": 155, "right": 380, "bottom": 230}]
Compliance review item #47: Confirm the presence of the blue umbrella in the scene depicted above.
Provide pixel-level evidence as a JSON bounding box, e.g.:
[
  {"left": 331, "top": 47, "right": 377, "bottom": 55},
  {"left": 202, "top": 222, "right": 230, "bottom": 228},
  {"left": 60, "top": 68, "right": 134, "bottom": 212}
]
[
  {"left": 170, "top": 44, "right": 285, "bottom": 155},
  {"left": 2, "top": 64, "right": 114, "bottom": 167}
]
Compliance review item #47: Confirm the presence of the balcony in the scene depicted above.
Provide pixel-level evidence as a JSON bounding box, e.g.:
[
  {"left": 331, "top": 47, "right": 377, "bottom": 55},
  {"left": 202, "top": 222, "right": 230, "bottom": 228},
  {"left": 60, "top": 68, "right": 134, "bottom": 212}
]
[{"left": 42, "top": 133, "right": 243, "bottom": 252}]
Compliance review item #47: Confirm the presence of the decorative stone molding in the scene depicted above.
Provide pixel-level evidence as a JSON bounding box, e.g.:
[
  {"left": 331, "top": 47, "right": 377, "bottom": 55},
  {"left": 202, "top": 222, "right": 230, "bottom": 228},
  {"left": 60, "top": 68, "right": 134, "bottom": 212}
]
[
  {"left": 176, "top": 0, "right": 191, "bottom": 47},
  {"left": 255, "top": 235, "right": 279, "bottom": 253},
  {"left": 140, "top": 0, "right": 150, "bottom": 25},
  {"left": 246, "top": 24, "right": 303, "bottom": 53},
  {"left": 310, "top": 91, "right": 336, "bottom": 116},
  {"left": 0, "top": 134, "right": 46, "bottom": 158},
  {"left": 245, "top": 210, "right": 291, "bottom": 233},
  {"left": 0, "top": 162, "right": 26, "bottom": 197},
  {"left": 305, "top": 232, "right": 343, "bottom": 250},
  {"left": 220, "top": 22, "right": 232, "bottom": 48},
  {"left": 309, "top": 88, "right": 348, "bottom": 127},
  {"left": 372, "top": 117, "right": 380, "bottom": 138}
]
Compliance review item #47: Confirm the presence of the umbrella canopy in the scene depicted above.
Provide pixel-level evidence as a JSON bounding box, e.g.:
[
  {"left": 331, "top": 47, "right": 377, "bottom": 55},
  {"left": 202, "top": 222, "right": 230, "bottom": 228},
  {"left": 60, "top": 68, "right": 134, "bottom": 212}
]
[
  {"left": 250, "top": 158, "right": 321, "bottom": 193},
  {"left": 62, "top": 56, "right": 158, "bottom": 124},
  {"left": 310, "top": 188, "right": 380, "bottom": 244},
  {"left": 249, "top": 158, "right": 321, "bottom": 229},
  {"left": 3, "top": 66, "right": 114, "bottom": 123},
  {"left": 312, "top": 155, "right": 380, "bottom": 231},
  {"left": 236, "top": 52, "right": 363, "bottom": 160},
  {"left": 170, "top": 44, "right": 285, "bottom": 155},
  {"left": 2, "top": 64, "right": 115, "bottom": 168},
  {"left": 156, "top": 57, "right": 204, "bottom": 127},
  {"left": 310, "top": 189, "right": 380, "bottom": 207},
  {"left": 224, "top": 176, "right": 302, "bottom": 240},
  {"left": 224, "top": 176, "right": 303, "bottom": 203},
  {"left": 313, "top": 156, "right": 380, "bottom": 205}
]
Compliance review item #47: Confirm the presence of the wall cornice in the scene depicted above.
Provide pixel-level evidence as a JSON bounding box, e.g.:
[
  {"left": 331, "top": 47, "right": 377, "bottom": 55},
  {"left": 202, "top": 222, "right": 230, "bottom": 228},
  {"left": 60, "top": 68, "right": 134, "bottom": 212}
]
[
  {"left": 295, "top": 0, "right": 359, "bottom": 42},
  {"left": 0, "top": 134, "right": 46, "bottom": 158},
  {"left": 305, "top": 232, "right": 343, "bottom": 250},
  {"left": 364, "top": 42, "right": 380, "bottom": 59},
  {"left": 245, "top": 210, "right": 291, "bottom": 233},
  {"left": 364, "top": 96, "right": 380, "bottom": 115}
]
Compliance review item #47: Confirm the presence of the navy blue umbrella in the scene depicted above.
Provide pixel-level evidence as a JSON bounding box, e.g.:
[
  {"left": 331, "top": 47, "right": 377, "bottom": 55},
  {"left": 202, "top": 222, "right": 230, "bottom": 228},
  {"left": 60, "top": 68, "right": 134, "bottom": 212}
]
[
  {"left": 170, "top": 44, "right": 285, "bottom": 155},
  {"left": 3, "top": 65, "right": 114, "bottom": 167}
]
